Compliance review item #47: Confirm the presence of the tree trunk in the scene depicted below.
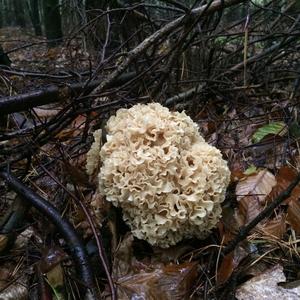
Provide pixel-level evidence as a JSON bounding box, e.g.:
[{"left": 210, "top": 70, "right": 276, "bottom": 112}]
[
  {"left": 29, "top": 0, "right": 42, "bottom": 36},
  {"left": 43, "top": 0, "right": 63, "bottom": 47},
  {"left": 12, "top": 0, "right": 26, "bottom": 27},
  {"left": 0, "top": 45, "right": 11, "bottom": 66},
  {"left": 2, "top": 0, "right": 13, "bottom": 26}
]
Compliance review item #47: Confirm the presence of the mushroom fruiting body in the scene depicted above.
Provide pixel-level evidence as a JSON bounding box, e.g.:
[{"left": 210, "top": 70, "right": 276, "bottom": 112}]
[{"left": 87, "top": 103, "right": 230, "bottom": 248}]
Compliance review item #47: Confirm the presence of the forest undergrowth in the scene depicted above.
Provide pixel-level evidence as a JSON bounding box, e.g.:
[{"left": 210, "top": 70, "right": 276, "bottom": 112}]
[{"left": 1, "top": 1, "right": 300, "bottom": 298}]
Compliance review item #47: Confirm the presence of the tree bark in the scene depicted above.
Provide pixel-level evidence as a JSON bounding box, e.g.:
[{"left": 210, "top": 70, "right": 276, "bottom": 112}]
[
  {"left": 0, "top": 72, "right": 136, "bottom": 115},
  {"left": 29, "top": 0, "right": 42, "bottom": 36},
  {"left": 12, "top": 0, "right": 26, "bottom": 27},
  {"left": 0, "top": 0, "right": 3, "bottom": 28},
  {"left": 43, "top": 0, "right": 63, "bottom": 47}
]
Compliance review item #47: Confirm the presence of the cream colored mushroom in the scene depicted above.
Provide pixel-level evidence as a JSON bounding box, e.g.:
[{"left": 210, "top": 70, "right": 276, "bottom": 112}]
[{"left": 87, "top": 103, "right": 230, "bottom": 248}]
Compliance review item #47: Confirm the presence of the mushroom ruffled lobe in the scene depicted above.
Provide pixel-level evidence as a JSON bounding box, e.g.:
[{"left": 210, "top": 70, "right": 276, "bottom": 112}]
[{"left": 88, "top": 103, "right": 230, "bottom": 248}]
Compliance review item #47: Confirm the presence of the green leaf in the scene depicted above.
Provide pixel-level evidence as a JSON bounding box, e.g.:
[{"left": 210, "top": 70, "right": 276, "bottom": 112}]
[
  {"left": 252, "top": 122, "right": 286, "bottom": 143},
  {"left": 243, "top": 165, "right": 257, "bottom": 175}
]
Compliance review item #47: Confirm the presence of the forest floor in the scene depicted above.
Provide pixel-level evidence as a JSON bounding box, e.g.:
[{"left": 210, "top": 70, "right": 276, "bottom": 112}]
[{"left": 1, "top": 26, "right": 300, "bottom": 300}]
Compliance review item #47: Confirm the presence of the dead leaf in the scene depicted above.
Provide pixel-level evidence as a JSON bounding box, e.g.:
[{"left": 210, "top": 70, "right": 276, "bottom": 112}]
[
  {"left": 46, "top": 264, "right": 64, "bottom": 298},
  {"left": 287, "top": 200, "right": 300, "bottom": 234},
  {"left": 63, "top": 161, "right": 91, "bottom": 187},
  {"left": 113, "top": 234, "right": 198, "bottom": 300},
  {"left": 113, "top": 233, "right": 136, "bottom": 279},
  {"left": 40, "top": 247, "right": 66, "bottom": 274},
  {"left": 236, "top": 169, "right": 276, "bottom": 203},
  {"left": 236, "top": 264, "right": 300, "bottom": 300},
  {"left": 217, "top": 252, "right": 236, "bottom": 285},
  {"left": 0, "top": 235, "right": 8, "bottom": 252},
  {"left": 260, "top": 214, "right": 286, "bottom": 238},
  {"left": 217, "top": 213, "right": 249, "bottom": 284},
  {"left": 263, "top": 166, "right": 300, "bottom": 234},
  {"left": 267, "top": 166, "right": 300, "bottom": 204},
  {"left": 236, "top": 169, "right": 276, "bottom": 224},
  {"left": 0, "top": 275, "right": 28, "bottom": 300},
  {"left": 117, "top": 262, "right": 198, "bottom": 300}
]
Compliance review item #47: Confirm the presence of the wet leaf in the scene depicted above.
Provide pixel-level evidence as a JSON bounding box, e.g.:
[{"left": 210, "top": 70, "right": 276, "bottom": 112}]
[
  {"left": 236, "top": 170, "right": 276, "bottom": 224},
  {"left": 113, "top": 233, "right": 135, "bottom": 279},
  {"left": 117, "top": 262, "right": 198, "bottom": 300},
  {"left": 261, "top": 214, "right": 286, "bottom": 238},
  {"left": 252, "top": 122, "right": 286, "bottom": 143},
  {"left": 220, "top": 207, "right": 240, "bottom": 240},
  {"left": 236, "top": 264, "right": 300, "bottom": 300},
  {"left": 40, "top": 247, "right": 66, "bottom": 274},
  {"left": 217, "top": 245, "right": 248, "bottom": 285},
  {"left": 46, "top": 264, "right": 65, "bottom": 300},
  {"left": 217, "top": 252, "right": 235, "bottom": 284},
  {"left": 267, "top": 166, "right": 300, "bottom": 205},
  {"left": 287, "top": 200, "right": 300, "bottom": 234},
  {"left": 218, "top": 214, "right": 249, "bottom": 284},
  {"left": 113, "top": 235, "right": 197, "bottom": 300}
]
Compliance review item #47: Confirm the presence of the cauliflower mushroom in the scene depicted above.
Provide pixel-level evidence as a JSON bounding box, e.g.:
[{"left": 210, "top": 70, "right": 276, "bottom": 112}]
[{"left": 87, "top": 103, "right": 230, "bottom": 248}]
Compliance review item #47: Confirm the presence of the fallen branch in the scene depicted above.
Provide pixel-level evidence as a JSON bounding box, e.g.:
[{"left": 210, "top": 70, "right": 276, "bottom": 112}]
[
  {"left": 223, "top": 171, "right": 300, "bottom": 255},
  {"left": 0, "top": 169, "right": 98, "bottom": 299},
  {"left": 0, "top": 197, "right": 30, "bottom": 253},
  {"left": 40, "top": 164, "right": 116, "bottom": 300},
  {"left": 0, "top": 72, "right": 136, "bottom": 116}
]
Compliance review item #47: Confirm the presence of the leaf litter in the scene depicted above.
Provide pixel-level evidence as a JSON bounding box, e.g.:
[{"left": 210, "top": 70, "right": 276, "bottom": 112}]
[{"left": 1, "top": 18, "right": 300, "bottom": 300}]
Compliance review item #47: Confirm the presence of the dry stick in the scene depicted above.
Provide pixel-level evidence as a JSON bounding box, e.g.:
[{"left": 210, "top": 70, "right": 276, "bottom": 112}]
[
  {"left": 164, "top": 33, "right": 299, "bottom": 107},
  {"left": 0, "top": 72, "right": 136, "bottom": 116},
  {"left": 0, "top": 170, "right": 98, "bottom": 299},
  {"left": 91, "top": 0, "right": 245, "bottom": 95},
  {"left": 40, "top": 165, "right": 117, "bottom": 300},
  {"left": 223, "top": 172, "right": 300, "bottom": 256}
]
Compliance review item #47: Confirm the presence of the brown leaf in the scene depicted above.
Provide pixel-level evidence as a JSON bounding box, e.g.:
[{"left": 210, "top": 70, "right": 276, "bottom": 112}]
[
  {"left": 217, "top": 247, "right": 248, "bottom": 285},
  {"left": 287, "top": 200, "right": 300, "bottom": 234},
  {"left": 113, "top": 235, "right": 198, "bottom": 300},
  {"left": 40, "top": 247, "right": 66, "bottom": 274},
  {"left": 267, "top": 166, "right": 300, "bottom": 204},
  {"left": 230, "top": 169, "right": 245, "bottom": 183},
  {"left": 113, "top": 233, "right": 135, "bottom": 279},
  {"left": 63, "top": 161, "right": 91, "bottom": 187},
  {"left": 0, "top": 235, "right": 8, "bottom": 252},
  {"left": 117, "top": 262, "right": 198, "bottom": 300},
  {"left": 217, "top": 252, "right": 235, "bottom": 284},
  {"left": 220, "top": 207, "right": 240, "bottom": 241},
  {"left": 260, "top": 214, "right": 286, "bottom": 238},
  {"left": 236, "top": 169, "right": 276, "bottom": 224}
]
